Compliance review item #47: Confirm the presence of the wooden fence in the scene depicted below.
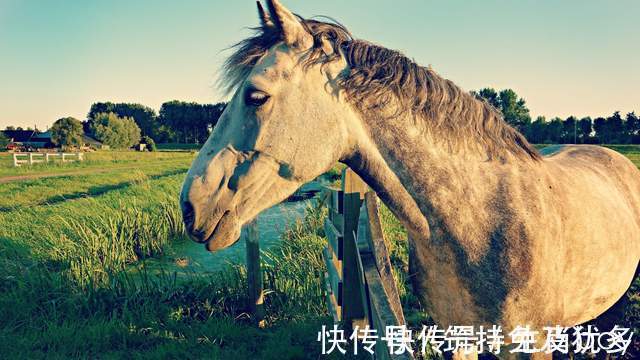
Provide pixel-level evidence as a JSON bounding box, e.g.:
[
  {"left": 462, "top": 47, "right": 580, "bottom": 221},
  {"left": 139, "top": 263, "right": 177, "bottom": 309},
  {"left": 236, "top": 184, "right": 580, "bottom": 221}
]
[
  {"left": 244, "top": 168, "right": 411, "bottom": 359},
  {"left": 322, "top": 168, "right": 412, "bottom": 359},
  {"left": 13, "top": 152, "right": 84, "bottom": 167}
]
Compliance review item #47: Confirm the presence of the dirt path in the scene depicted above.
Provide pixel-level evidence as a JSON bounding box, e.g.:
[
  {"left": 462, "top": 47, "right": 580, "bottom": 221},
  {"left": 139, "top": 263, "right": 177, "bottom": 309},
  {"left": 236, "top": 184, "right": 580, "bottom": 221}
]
[{"left": 0, "top": 161, "right": 188, "bottom": 184}]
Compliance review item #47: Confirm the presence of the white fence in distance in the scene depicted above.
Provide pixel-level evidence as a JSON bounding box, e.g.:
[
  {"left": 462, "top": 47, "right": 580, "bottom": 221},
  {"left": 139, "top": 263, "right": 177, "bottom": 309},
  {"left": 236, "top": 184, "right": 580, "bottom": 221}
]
[{"left": 13, "top": 152, "right": 84, "bottom": 167}]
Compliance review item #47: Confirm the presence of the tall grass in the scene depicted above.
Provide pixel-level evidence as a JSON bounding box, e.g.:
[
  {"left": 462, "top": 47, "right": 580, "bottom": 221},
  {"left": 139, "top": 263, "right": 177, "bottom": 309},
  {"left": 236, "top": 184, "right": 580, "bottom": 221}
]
[
  {"left": 52, "top": 201, "right": 185, "bottom": 287},
  {"left": 0, "top": 177, "right": 339, "bottom": 358},
  {"left": 262, "top": 203, "right": 328, "bottom": 319}
]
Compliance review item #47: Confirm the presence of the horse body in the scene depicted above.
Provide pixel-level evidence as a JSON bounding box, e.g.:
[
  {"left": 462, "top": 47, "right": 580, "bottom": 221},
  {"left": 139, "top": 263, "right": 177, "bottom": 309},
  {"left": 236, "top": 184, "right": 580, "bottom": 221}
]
[{"left": 348, "top": 105, "right": 640, "bottom": 331}]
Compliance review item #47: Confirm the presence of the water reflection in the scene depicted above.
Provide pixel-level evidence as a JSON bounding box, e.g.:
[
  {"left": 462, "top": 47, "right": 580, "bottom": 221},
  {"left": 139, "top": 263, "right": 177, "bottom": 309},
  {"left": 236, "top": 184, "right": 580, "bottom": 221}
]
[{"left": 138, "top": 200, "right": 310, "bottom": 276}]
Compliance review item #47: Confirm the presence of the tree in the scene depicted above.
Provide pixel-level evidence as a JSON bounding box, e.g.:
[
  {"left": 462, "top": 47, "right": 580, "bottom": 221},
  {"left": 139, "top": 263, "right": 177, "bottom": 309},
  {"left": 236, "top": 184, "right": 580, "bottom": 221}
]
[
  {"left": 158, "top": 101, "right": 225, "bottom": 143},
  {"left": 593, "top": 117, "right": 608, "bottom": 143},
  {"left": 473, "top": 88, "right": 531, "bottom": 133},
  {"left": 561, "top": 116, "right": 577, "bottom": 144},
  {"left": 607, "top": 111, "right": 625, "bottom": 143},
  {"left": 527, "top": 116, "right": 547, "bottom": 144},
  {"left": 546, "top": 117, "right": 563, "bottom": 144},
  {"left": 625, "top": 112, "right": 639, "bottom": 144},
  {"left": 471, "top": 88, "right": 500, "bottom": 108},
  {"left": 50, "top": 117, "right": 84, "bottom": 149},
  {"left": 593, "top": 112, "right": 625, "bottom": 144},
  {"left": 88, "top": 102, "right": 158, "bottom": 139},
  {"left": 140, "top": 135, "right": 157, "bottom": 152},
  {"left": 90, "top": 112, "right": 141, "bottom": 149},
  {"left": 578, "top": 117, "right": 593, "bottom": 144},
  {"left": 0, "top": 132, "right": 10, "bottom": 149},
  {"left": 498, "top": 89, "right": 532, "bottom": 132}
]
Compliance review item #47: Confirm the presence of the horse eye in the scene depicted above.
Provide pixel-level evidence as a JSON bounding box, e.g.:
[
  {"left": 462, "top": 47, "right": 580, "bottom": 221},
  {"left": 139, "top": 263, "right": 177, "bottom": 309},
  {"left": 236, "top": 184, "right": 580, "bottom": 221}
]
[{"left": 245, "top": 88, "right": 270, "bottom": 107}]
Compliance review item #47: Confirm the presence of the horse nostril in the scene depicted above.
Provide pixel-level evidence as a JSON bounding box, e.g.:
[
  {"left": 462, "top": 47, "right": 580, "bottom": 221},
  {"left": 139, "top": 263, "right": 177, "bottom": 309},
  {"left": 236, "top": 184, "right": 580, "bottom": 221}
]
[{"left": 181, "top": 201, "right": 196, "bottom": 231}]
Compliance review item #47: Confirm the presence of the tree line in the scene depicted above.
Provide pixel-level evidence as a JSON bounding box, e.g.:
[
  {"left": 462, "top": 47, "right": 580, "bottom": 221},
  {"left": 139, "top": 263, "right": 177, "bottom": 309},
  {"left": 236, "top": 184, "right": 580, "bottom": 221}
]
[
  {"left": 473, "top": 88, "right": 640, "bottom": 144},
  {"left": 29, "top": 100, "right": 226, "bottom": 150},
  {"left": 86, "top": 101, "right": 226, "bottom": 144},
  {"left": 83, "top": 93, "right": 636, "bottom": 146},
  {"left": 4, "top": 91, "right": 638, "bottom": 149}
]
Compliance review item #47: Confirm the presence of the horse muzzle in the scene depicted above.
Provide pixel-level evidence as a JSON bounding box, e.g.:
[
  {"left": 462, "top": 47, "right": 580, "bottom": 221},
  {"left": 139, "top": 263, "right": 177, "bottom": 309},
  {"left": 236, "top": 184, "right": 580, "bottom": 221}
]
[{"left": 180, "top": 146, "right": 302, "bottom": 251}]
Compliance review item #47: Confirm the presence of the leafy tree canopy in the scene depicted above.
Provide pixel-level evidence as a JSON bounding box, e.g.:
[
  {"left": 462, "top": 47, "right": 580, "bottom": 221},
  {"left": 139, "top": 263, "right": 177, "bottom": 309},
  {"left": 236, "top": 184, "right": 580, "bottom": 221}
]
[
  {"left": 50, "top": 117, "right": 84, "bottom": 149},
  {"left": 157, "top": 101, "right": 225, "bottom": 144},
  {"left": 88, "top": 102, "right": 157, "bottom": 138},
  {"left": 90, "top": 112, "right": 141, "bottom": 149},
  {"left": 0, "top": 132, "right": 10, "bottom": 148},
  {"left": 140, "top": 135, "right": 157, "bottom": 152},
  {"left": 472, "top": 88, "right": 531, "bottom": 132}
]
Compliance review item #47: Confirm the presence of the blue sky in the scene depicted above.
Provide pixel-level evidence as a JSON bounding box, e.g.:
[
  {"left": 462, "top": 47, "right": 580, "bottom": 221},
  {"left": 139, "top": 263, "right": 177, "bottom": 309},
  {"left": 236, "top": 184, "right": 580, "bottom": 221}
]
[{"left": 0, "top": 0, "right": 638, "bottom": 129}]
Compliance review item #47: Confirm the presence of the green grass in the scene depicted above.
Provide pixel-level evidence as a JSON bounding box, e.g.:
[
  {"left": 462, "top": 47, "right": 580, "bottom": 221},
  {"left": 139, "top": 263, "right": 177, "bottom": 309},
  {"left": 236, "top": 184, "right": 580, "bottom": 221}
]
[
  {"left": 156, "top": 143, "right": 203, "bottom": 151},
  {"left": 0, "top": 157, "right": 353, "bottom": 358},
  {"left": 0, "top": 164, "right": 192, "bottom": 211},
  {"left": 0, "top": 150, "right": 196, "bottom": 177}
]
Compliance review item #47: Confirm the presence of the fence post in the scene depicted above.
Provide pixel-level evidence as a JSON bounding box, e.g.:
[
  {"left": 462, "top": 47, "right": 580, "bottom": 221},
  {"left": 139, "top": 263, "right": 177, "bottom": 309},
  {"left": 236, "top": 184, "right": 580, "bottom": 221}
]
[
  {"left": 245, "top": 219, "right": 265, "bottom": 326},
  {"left": 13, "top": 153, "right": 18, "bottom": 167},
  {"left": 341, "top": 168, "right": 369, "bottom": 331}
]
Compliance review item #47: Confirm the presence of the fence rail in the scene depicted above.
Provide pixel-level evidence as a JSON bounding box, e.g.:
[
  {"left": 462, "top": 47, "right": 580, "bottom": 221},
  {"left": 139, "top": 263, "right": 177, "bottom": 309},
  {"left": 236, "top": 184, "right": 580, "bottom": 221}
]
[
  {"left": 322, "top": 168, "right": 412, "bottom": 360},
  {"left": 13, "top": 152, "right": 84, "bottom": 167}
]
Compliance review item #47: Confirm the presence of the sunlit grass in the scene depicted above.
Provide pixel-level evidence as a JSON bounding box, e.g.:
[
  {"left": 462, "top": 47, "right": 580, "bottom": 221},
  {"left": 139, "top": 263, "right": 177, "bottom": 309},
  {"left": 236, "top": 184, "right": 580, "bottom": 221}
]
[
  {"left": 0, "top": 150, "right": 195, "bottom": 177},
  {"left": 0, "top": 163, "right": 190, "bottom": 210},
  {"left": 0, "top": 167, "right": 347, "bottom": 358}
]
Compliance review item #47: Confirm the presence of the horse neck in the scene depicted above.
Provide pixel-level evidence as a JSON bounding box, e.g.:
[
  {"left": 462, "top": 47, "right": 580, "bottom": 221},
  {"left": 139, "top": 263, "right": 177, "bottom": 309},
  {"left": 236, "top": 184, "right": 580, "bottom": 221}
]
[{"left": 346, "top": 109, "right": 528, "bottom": 240}]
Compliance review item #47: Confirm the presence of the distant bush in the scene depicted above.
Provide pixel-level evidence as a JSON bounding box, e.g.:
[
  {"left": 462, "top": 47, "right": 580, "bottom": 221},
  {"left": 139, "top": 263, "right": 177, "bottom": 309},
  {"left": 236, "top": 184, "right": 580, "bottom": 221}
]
[
  {"left": 0, "top": 132, "right": 9, "bottom": 149},
  {"left": 140, "top": 136, "right": 157, "bottom": 152},
  {"left": 51, "top": 117, "right": 84, "bottom": 150},
  {"left": 91, "top": 112, "right": 141, "bottom": 149}
]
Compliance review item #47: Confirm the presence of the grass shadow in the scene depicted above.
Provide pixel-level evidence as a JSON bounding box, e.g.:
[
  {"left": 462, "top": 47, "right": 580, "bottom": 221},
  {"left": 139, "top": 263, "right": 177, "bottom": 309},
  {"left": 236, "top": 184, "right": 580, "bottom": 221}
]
[{"left": 0, "top": 169, "right": 187, "bottom": 212}]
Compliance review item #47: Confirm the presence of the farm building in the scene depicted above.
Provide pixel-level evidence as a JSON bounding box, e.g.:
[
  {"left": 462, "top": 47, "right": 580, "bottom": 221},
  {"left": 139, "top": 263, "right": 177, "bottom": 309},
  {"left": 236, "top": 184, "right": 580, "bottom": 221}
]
[
  {"left": 24, "top": 130, "right": 56, "bottom": 149},
  {"left": 82, "top": 135, "right": 109, "bottom": 150},
  {"left": 1, "top": 129, "right": 55, "bottom": 151}
]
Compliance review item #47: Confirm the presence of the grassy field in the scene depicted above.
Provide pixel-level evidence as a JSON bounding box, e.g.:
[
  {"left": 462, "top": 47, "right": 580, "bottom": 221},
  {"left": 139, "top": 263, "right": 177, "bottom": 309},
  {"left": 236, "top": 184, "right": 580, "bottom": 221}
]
[
  {"left": 0, "top": 150, "right": 196, "bottom": 177},
  {"left": 0, "top": 146, "right": 638, "bottom": 359},
  {"left": 0, "top": 151, "right": 348, "bottom": 359}
]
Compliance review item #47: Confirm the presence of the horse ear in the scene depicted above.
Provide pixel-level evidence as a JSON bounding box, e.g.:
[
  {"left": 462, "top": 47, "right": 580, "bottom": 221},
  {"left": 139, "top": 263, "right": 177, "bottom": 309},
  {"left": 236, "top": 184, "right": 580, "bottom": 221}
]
[
  {"left": 320, "top": 36, "right": 334, "bottom": 56},
  {"left": 256, "top": 1, "right": 274, "bottom": 29},
  {"left": 265, "top": 0, "right": 313, "bottom": 49}
]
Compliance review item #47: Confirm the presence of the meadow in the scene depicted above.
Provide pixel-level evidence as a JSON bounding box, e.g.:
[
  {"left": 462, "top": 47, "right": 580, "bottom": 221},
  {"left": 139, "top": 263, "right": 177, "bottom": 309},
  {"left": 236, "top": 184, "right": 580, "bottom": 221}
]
[
  {"left": 0, "top": 146, "right": 638, "bottom": 359},
  {"left": 0, "top": 151, "right": 196, "bottom": 177},
  {"left": 0, "top": 150, "right": 348, "bottom": 359}
]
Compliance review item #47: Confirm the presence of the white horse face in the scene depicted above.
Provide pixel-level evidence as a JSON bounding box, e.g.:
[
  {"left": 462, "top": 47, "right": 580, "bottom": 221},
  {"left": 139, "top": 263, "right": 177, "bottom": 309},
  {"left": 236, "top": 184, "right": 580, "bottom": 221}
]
[{"left": 180, "top": 0, "right": 353, "bottom": 250}]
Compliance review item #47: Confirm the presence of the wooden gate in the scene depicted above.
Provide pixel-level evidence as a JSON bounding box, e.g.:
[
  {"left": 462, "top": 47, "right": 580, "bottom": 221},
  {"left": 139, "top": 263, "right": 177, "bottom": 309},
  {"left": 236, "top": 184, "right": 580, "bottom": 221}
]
[{"left": 323, "top": 168, "right": 413, "bottom": 359}]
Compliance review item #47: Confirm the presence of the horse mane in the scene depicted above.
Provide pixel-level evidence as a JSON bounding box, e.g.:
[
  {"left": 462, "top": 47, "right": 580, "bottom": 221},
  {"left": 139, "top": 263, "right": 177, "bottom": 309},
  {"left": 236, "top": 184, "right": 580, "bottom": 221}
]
[{"left": 222, "top": 17, "right": 541, "bottom": 161}]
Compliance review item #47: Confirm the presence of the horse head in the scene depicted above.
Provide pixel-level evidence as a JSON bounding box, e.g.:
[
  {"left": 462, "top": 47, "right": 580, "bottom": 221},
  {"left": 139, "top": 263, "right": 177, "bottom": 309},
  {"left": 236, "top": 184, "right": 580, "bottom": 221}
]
[{"left": 180, "top": 0, "right": 358, "bottom": 251}]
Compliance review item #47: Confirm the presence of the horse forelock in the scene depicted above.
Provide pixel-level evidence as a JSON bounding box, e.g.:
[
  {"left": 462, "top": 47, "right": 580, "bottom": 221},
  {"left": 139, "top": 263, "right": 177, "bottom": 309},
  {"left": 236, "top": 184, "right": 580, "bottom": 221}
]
[{"left": 221, "top": 17, "right": 541, "bottom": 161}]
